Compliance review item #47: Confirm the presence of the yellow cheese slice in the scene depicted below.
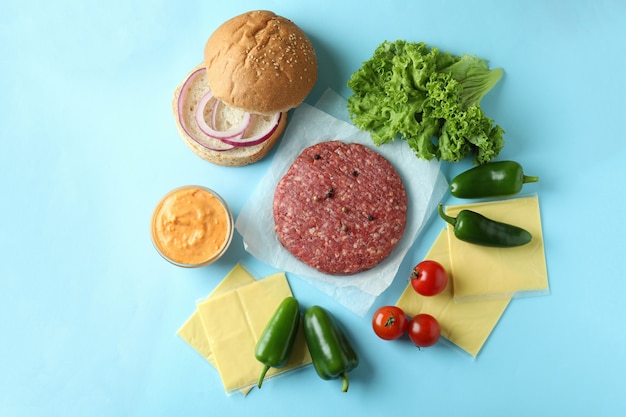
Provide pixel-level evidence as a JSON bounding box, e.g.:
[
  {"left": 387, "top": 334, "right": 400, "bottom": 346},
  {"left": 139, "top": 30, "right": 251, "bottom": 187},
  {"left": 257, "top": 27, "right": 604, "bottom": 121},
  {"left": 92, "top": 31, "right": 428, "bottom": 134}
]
[
  {"left": 177, "top": 311, "right": 213, "bottom": 363},
  {"left": 197, "top": 272, "right": 311, "bottom": 393},
  {"left": 443, "top": 195, "right": 549, "bottom": 302},
  {"left": 176, "top": 263, "right": 256, "bottom": 395},
  {"left": 396, "top": 230, "right": 510, "bottom": 356},
  {"left": 176, "top": 263, "right": 255, "bottom": 367}
]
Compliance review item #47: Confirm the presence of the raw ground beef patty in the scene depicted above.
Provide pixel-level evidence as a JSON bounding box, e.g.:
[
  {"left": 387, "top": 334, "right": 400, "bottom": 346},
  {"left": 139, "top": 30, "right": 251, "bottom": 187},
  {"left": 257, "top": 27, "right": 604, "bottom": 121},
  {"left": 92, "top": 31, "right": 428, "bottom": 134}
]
[{"left": 273, "top": 141, "right": 408, "bottom": 275}]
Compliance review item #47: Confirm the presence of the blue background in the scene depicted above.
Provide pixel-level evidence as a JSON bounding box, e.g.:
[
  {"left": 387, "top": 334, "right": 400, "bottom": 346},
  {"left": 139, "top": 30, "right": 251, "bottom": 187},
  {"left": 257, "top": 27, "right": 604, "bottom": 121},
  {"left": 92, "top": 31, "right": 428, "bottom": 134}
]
[{"left": 2, "top": 0, "right": 625, "bottom": 416}]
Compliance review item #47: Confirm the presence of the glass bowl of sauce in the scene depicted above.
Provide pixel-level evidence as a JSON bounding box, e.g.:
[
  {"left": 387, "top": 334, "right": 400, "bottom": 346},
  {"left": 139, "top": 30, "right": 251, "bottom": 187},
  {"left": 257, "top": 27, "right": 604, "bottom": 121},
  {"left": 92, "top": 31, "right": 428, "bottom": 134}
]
[{"left": 151, "top": 185, "right": 234, "bottom": 267}]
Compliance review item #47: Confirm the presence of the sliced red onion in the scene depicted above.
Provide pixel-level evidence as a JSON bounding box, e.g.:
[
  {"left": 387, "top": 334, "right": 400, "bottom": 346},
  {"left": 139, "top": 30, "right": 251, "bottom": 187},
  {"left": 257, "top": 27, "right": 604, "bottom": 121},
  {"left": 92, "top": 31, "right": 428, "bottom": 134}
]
[
  {"left": 211, "top": 99, "right": 220, "bottom": 129},
  {"left": 219, "top": 112, "right": 282, "bottom": 147},
  {"left": 177, "top": 67, "right": 282, "bottom": 150},
  {"left": 195, "top": 91, "right": 252, "bottom": 140},
  {"left": 177, "top": 68, "right": 234, "bottom": 151}
]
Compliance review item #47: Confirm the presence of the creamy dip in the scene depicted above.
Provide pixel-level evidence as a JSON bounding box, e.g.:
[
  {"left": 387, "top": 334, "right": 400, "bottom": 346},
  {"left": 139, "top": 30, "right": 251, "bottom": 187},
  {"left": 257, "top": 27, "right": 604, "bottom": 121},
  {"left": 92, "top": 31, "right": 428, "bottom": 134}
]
[{"left": 151, "top": 186, "right": 233, "bottom": 267}]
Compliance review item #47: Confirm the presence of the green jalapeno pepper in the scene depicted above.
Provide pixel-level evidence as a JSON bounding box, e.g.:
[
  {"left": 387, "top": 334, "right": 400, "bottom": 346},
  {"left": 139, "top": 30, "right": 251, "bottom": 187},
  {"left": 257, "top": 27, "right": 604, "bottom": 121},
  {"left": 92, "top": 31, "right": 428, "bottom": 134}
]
[
  {"left": 438, "top": 204, "right": 532, "bottom": 247},
  {"left": 450, "top": 160, "right": 538, "bottom": 198},
  {"left": 255, "top": 296, "right": 301, "bottom": 388},
  {"left": 303, "top": 305, "right": 359, "bottom": 393}
]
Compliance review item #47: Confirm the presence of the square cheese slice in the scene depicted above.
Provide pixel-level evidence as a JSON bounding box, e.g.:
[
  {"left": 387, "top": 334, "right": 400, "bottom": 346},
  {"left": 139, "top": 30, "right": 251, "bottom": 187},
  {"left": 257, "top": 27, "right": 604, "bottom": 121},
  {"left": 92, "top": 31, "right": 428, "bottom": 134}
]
[
  {"left": 177, "top": 263, "right": 255, "bottom": 367},
  {"left": 177, "top": 263, "right": 256, "bottom": 395},
  {"left": 197, "top": 272, "right": 311, "bottom": 393},
  {"left": 396, "top": 230, "right": 510, "bottom": 356},
  {"left": 443, "top": 195, "right": 549, "bottom": 302}
]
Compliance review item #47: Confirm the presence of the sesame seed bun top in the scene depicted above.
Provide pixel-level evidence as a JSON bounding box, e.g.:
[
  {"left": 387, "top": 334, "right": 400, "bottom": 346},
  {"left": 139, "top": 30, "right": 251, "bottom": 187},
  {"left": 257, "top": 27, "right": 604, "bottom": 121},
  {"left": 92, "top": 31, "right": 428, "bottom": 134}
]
[{"left": 203, "top": 10, "right": 318, "bottom": 115}]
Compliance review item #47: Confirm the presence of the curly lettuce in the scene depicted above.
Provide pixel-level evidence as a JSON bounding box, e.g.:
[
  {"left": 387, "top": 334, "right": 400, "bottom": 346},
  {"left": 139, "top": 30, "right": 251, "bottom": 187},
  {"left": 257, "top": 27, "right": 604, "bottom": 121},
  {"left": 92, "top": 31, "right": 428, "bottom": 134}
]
[{"left": 347, "top": 40, "right": 504, "bottom": 164}]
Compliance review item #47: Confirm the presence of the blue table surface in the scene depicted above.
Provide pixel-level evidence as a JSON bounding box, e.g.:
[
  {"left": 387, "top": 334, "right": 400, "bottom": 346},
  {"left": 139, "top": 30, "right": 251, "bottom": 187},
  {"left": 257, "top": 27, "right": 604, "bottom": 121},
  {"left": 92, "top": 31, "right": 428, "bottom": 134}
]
[{"left": 2, "top": 1, "right": 626, "bottom": 416}]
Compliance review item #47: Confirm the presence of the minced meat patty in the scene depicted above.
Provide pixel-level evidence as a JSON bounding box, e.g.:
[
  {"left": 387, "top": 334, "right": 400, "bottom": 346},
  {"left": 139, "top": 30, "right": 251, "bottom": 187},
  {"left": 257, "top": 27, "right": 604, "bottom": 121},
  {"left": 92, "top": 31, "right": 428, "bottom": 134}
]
[{"left": 273, "top": 141, "right": 408, "bottom": 275}]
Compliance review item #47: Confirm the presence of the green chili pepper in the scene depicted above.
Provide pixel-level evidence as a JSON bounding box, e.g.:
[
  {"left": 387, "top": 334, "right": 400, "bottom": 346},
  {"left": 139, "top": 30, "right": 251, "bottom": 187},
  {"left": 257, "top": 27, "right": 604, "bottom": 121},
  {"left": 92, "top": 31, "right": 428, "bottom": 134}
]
[
  {"left": 303, "top": 306, "right": 359, "bottom": 393},
  {"left": 255, "top": 296, "right": 301, "bottom": 389},
  {"left": 450, "top": 161, "right": 538, "bottom": 198},
  {"left": 438, "top": 204, "right": 532, "bottom": 247}
]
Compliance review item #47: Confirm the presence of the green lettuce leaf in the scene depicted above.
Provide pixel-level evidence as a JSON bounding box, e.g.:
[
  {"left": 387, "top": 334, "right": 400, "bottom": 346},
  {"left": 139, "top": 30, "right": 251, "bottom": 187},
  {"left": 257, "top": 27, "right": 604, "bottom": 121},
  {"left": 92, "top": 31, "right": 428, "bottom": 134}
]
[{"left": 347, "top": 40, "right": 504, "bottom": 164}]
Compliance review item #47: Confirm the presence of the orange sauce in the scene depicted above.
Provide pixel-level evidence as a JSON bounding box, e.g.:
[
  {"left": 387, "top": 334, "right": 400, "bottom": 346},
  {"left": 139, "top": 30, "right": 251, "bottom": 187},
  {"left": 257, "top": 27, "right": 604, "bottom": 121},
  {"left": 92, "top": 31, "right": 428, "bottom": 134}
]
[{"left": 151, "top": 186, "right": 232, "bottom": 266}]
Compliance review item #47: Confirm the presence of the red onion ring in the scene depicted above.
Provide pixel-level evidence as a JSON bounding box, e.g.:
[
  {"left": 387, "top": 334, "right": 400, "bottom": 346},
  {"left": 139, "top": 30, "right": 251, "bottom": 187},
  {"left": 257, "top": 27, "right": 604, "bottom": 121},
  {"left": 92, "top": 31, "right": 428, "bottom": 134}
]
[
  {"left": 176, "top": 68, "right": 234, "bottom": 151},
  {"left": 219, "top": 112, "right": 282, "bottom": 147},
  {"left": 211, "top": 99, "right": 221, "bottom": 130},
  {"left": 195, "top": 91, "right": 252, "bottom": 140}
]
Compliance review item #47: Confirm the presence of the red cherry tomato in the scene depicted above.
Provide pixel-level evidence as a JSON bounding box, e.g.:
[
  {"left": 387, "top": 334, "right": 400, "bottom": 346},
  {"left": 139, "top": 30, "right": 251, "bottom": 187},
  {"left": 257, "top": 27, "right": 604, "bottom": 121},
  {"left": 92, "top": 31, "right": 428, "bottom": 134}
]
[
  {"left": 410, "top": 260, "right": 448, "bottom": 296},
  {"left": 408, "top": 314, "right": 441, "bottom": 347},
  {"left": 372, "top": 306, "right": 409, "bottom": 340}
]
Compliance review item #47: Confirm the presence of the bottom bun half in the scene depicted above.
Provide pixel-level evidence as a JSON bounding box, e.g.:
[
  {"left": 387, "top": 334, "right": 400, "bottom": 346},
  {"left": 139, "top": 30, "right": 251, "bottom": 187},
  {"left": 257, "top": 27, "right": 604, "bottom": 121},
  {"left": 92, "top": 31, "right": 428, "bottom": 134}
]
[{"left": 172, "top": 65, "right": 288, "bottom": 167}]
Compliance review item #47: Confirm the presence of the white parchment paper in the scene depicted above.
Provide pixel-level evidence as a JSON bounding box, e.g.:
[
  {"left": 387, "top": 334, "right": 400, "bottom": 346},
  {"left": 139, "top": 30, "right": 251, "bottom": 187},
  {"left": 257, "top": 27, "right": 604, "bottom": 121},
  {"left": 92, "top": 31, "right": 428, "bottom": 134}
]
[{"left": 235, "top": 89, "right": 448, "bottom": 316}]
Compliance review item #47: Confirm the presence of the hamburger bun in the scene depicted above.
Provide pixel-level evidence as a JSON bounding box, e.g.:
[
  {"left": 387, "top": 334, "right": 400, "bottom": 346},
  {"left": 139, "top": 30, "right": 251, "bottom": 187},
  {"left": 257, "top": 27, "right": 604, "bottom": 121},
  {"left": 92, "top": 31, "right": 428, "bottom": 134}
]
[
  {"left": 172, "top": 10, "right": 317, "bottom": 166},
  {"left": 204, "top": 10, "right": 318, "bottom": 114}
]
